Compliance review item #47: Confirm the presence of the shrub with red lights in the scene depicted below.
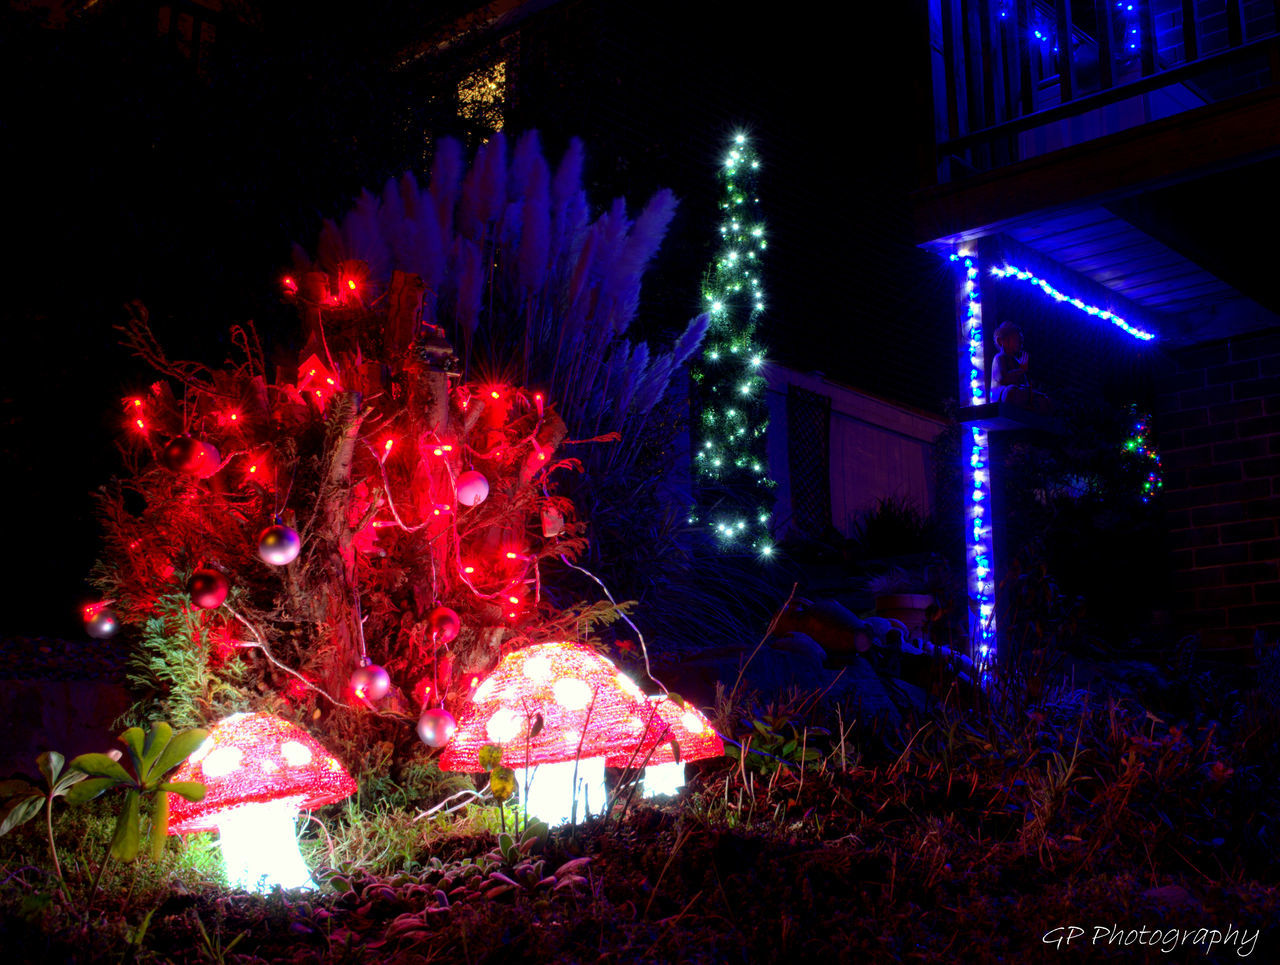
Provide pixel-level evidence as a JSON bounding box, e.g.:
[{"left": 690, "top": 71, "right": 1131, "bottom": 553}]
[
  {"left": 96, "top": 286, "right": 589, "bottom": 734},
  {"left": 91, "top": 132, "right": 706, "bottom": 761}
]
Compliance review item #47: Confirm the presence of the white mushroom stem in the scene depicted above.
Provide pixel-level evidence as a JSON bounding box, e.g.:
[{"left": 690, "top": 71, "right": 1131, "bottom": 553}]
[
  {"left": 642, "top": 761, "right": 687, "bottom": 798},
  {"left": 514, "top": 758, "right": 607, "bottom": 827},
  {"left": 215, "top": 799, "right": 313, "bottom": 892}
]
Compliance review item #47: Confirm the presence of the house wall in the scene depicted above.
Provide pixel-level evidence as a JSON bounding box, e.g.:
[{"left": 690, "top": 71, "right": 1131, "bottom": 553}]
[
  {"left": 765, "top": 364, "right": 946, "bottom": 539},
  {"left": 1156, "top": 329, "right": 1280, "bottom": 647}
]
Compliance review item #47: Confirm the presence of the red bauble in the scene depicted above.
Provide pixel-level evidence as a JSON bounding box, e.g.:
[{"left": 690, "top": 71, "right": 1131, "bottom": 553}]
[
  {"left": 187, "top": 568, "right": 229, "bottom": 609},
  {"left": 428, "top": 605, "right": 461, "bottom": 644},
  {"left": 164, "top": 437, "right": 221, "bottom": 478}
]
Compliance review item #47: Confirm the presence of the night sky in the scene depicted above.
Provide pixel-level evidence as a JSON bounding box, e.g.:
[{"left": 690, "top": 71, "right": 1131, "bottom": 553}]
[{"left": 1, "top": 2, "right": 947, "bottom": 637}]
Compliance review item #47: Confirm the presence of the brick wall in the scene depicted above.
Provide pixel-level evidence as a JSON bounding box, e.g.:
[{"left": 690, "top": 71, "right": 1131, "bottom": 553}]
[{"left": 1157, "top": 329, "right": 1280, "bottom": 647}]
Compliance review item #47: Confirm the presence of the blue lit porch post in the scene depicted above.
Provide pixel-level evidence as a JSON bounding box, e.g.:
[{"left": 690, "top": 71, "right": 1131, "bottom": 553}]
[{"left": 950, "top": 247, "right": 996, "bottom": 675}]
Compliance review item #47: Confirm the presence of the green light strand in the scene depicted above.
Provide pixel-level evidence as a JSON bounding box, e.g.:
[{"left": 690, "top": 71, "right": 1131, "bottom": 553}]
[{"left": 690, "top": 133, "right": 775, "bottom": 555}]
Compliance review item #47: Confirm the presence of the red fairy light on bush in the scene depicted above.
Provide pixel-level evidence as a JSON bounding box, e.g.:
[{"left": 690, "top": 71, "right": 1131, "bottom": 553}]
[{"left": 296, "top": 354, "right": 340, "bottom": 410}]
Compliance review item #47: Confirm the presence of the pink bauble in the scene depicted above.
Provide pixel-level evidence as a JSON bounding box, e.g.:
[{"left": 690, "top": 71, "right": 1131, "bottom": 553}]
[{"left": 455, "top": 470, "right": 489, "bottom": 507}]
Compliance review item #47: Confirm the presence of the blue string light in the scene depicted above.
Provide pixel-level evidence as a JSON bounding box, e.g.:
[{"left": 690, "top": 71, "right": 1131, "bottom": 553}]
[
  {"left": 949, "top": 253, "right": 997, "bottom": 671},
  {"left": 989, "top": 264, "right": 1156, "bottom": 341},
  {"left": 1116, "top": 1, "right": 1140, "bottom": 54}
]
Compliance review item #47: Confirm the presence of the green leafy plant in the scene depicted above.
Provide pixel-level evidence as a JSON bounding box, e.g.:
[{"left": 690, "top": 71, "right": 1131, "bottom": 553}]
[
  {"left": 0, "top": 750, "right": 91, "bottom": 896},
  {"left": 67, "top": 722, "right": 208, "bottom": 867},
  {"left": 725, "top": 712, "right": 822, "bottom": 777}
]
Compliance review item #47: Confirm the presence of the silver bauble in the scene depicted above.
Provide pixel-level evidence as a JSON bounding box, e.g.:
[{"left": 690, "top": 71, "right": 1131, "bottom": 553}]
[
  {"left": 417, "top": 707, "right": 457, "bottom": 748},
  {"left": 257, "top": 523, "right": 301, "bottom": 566},
  {"left": 350, "top": 662, "right": 391, "bottom": 701},
  {"left": 85, "top": 608, "right": 120, "bottom": 640}
]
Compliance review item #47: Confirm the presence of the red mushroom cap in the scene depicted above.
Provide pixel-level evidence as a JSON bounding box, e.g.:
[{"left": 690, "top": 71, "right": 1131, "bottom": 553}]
[
  {"left": 606, "top": 695, "right": 724, "bottom": 768},
  {"left": 439, "top": 642, "right": 658, "bottom": 771},
  {"left": 167, "top": 712, "right": 356, "bottom": 835}
]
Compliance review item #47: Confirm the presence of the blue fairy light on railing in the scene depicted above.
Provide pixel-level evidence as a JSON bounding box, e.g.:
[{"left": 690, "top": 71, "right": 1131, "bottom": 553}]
[
  {"left": 1116, "top": 1, "right": 1140, "bottom": 54},
  {"left": 989, "top": 264, "right": 1156, "bottom": 341}
]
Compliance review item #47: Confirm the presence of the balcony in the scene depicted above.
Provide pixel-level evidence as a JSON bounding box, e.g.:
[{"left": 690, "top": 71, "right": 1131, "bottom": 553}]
[{"left": 927, "top": 0, "right": 1279, "bottom": 183}]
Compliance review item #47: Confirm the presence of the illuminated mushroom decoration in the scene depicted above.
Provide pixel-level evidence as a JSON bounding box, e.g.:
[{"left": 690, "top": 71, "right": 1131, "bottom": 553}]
[
  {"left": 607, "top": 694, "right": 724, "bottom": 797},
  {"left": 439, "top": 642, "right": 657, "bottom": 826},
  {"left": 166, "top": 712, "right": 356, "bottom": 892}
]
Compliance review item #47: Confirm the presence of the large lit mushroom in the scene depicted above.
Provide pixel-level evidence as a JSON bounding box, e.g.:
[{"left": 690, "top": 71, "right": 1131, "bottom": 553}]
[
  {"left": 167, "top": 712, "right": 356, "bottom": 892},
  {"left": 440, "top": 642, "right": 657, "bottom": 825},
  {"left": 607, "top": 694, "right": 724, "bottom": 797}
]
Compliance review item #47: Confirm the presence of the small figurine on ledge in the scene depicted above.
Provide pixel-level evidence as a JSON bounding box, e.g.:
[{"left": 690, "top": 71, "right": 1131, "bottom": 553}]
[{"left": 990, "top": 321, "right": 1051, "bottom": 413}]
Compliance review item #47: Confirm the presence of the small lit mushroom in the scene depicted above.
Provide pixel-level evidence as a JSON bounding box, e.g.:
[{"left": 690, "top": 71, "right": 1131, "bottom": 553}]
[
  {"left": 607, "top": 695, "right": 724, "bottom": 797},
  {"left": 167, "top": 712, "right": 356, "bottom": 892},
  {"left": 439, "top": 642, "right": 656, "bottom": 825}
]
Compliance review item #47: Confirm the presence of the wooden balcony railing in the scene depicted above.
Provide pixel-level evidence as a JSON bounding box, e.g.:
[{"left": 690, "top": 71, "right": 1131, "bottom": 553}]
[{"left": 928, "top": 0, "right": 1280, "bottom": 182}]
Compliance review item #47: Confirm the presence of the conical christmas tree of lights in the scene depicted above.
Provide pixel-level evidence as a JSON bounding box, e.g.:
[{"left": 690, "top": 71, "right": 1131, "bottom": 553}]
[{"left": 690, "top": 132, "right": 774, "bottom": 554}]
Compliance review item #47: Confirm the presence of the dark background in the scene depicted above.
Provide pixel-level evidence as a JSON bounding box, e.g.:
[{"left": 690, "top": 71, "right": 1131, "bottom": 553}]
[{"left": 0, "top": 1, "right": 953, "bottom": 637}]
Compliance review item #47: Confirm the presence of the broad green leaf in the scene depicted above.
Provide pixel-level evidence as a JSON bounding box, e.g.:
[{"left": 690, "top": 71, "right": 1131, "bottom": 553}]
[
  {"left": 67, "top": 753, "right": 133, "bottom": 785},
  {"left": 498, "top": 832, "right": 513, "bottom": 856},
  {"left": 669, "top": 738, "right": 682, "bottom": 766},
  {"left": 665, "top": 692, "right": 687, "bottom": 710},
  {"left": 159, "top": 781, "right": 207, "bottom": 802},
  {"left": 50, "top": 767, "right": 89, "bottom": 798},
  {"left": 36, "top": 751, "right": 65, "bottom": 788},
  {"left": 529, "top": 713, "right": 545, "bottom": 740},
  {"left": 118, "top": 727, "right": 147, "bottom": 775},
  {"left": 150, "top": 791, "right": 169, "bottom": 862},
  {"left": 64, "top": 776, "right": 119, "bottom": 805},
  {"left": 524, "top": 818, "right": 549, "bottom": 848},
  {"left": 149, "top": 728, "right": 208, "bottom": 785},
  {"left": 489, "top": 766, "right": 516, "bottom": 803},
  {"left": 478, "top": 745, "right": 503, "bottom": 770},
  {"left": 0, "top": 794, "right": 44, "bottom": 837},
  {"left": 139, "top": 722, "right": 174, "bottom": 778},
  {"left": 110, "top": 789, "right": 141, "bottom": 862},
  {"left": 0, "top": 779, "right": 38, "bottom": 799}
]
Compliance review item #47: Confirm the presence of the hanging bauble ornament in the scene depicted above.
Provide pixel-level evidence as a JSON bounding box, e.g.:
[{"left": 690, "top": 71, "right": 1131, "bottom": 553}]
[
  {"left": 540, "top": 503, "right": 565, "bottom": 538},
  {"left": 427, "top": 605, "right": 461, "bottom": 644},
  {"left": 417, "top": 707, "right": 457, "bottom": 748},
  {"left": 84, "top": 607, "right": 120, "bottom": 640},
  {"left": 164, "top": 437, "right": 221, "bottom": 478},
  {"left": 186, "top": 568, "right": 229, "bottom": 609},
  {"left": 349, "top": 661, "right": 391, "bottom": 701},
  {"left": 257, "top": 521, "right": 301, "bottom": 566},
  {"left": 455, "top": 470, "right": 489, "bottom": 507}
]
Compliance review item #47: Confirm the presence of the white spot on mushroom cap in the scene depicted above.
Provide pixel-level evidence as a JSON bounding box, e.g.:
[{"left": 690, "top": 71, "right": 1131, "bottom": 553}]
[
  {"left": 475, "top": 678, "right": 496, "bottom": 701},
  {"left": 552, "top": 677, "right": 593, "bottom": 710},
  {"left": 617, "top": 673, "right": 644, "bottom": 699},
  {"left": 281, "top": 740, "right": 312, "bottom": 766},
  {"left": 523, "top": 654, "right": 553, "bottom": 682},
  {"left": 680, "top": 712, "right": 705, "bottom": 734},
  {"left": 202, "top": 746, "right": 243, "bottom": 779},
  {"left": 487, "top": 708, "right": 521, "bottom": 743}
]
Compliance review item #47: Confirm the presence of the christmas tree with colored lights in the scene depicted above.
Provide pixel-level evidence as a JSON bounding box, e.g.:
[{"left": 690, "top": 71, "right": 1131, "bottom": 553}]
[
  {"left": 88, "top": 132, "right": 706, "bottom": 756},
  {"left": 689, "top": 132, "right": 774, "bottom": 554}
]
